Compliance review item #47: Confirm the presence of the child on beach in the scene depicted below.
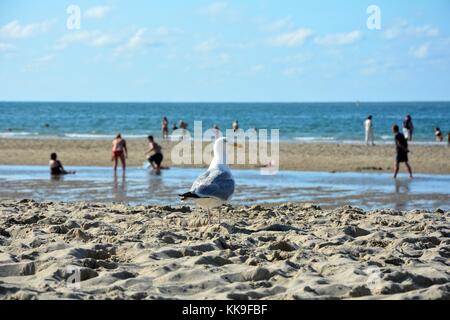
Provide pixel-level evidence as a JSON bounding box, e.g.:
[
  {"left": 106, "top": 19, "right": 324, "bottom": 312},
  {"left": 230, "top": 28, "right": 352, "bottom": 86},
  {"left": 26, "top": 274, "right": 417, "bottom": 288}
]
[
  {"left": 162, "top": 116, "right": 169, "bottom": 140},
  {"left": 49, "top": 153, "right": 75, "bottom": 175},
  {"left": 112, "top": 133, "right": 128, "bottom": 172},
  {"left": 392, "top": 125, "right": 413, "bottom": 179},
  {"left": 145, "top": 136, "right": 164, "bottom": 173}
]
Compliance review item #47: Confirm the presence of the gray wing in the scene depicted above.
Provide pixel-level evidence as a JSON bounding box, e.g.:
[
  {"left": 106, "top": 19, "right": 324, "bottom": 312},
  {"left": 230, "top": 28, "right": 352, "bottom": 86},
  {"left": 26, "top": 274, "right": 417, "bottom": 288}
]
[{"left": 191, "top": 169, "right": 235, "bottom": 201}]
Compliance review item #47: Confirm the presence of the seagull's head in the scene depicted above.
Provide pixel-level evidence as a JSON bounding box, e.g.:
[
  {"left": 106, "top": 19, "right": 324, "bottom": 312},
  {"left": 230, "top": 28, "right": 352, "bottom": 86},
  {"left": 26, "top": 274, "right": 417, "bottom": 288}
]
[
  {"left": 213, "top": 137, "right": 228, "bottom": 160},
  {"left": 212, "top": 137, "right": 243, "bottom": 166}
]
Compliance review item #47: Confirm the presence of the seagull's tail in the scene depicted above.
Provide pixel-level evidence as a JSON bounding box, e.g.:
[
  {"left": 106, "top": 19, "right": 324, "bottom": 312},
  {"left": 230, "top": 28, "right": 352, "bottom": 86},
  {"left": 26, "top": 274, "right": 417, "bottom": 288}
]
[{"left": 179, "top": 192, "right": 200, "bottom": 201}]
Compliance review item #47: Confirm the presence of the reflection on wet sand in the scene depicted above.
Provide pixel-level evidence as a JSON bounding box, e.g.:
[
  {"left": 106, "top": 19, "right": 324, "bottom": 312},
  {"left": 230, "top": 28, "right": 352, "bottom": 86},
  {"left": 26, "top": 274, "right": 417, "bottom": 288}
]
[
  {"left": 395, "top": 179, "right": 411, "bottom": 194},
  {"left": 50, "top": 174, "right": 63, "bottom": 182},
  {"left": 0, "top": 166, "right": 448, "bottom": 210},
  {"left": 146, "top": 170, "right": 164, "bottom": 198},
  {"left": 393, "top": 179, "right": 412, "bottom": 210},
  {"left": 113, "top": 172, "right": 127, "bottom": 202}
]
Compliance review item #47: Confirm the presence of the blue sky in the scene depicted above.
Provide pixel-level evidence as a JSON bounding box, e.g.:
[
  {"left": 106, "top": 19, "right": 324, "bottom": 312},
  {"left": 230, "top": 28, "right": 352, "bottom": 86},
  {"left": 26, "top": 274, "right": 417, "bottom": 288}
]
[{"left": 0, "top": 0, "right": 449, "bottom": 102}]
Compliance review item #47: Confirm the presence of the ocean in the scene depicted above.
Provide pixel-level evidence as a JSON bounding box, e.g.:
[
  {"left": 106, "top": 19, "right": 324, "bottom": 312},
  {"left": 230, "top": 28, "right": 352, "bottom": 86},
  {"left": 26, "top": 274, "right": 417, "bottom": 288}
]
[{"left": 0, "top": 101, "right": 449, "bottom": 143}]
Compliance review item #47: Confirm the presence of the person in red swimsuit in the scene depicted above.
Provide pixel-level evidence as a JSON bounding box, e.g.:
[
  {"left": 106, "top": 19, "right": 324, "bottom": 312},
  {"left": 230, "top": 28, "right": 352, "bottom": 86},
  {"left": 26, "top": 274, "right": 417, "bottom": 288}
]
[{"left": 112, "top": 133, "right": 128, "bottom": 172}]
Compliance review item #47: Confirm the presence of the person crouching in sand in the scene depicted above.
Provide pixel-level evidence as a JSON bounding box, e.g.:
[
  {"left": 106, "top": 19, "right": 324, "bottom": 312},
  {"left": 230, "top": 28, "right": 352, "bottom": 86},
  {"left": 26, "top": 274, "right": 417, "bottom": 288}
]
[
  {"left": 112, "top": 133, "right": 128, "bottom": 172},
  {"left": 145, "top": 136, "right": 164, "bottom": 173},
  {"left": 49, "top": 153, "right": 75, "bottom": 175},
  {"left": 392, "top": 125, "right": 413, "bottom": 179}
]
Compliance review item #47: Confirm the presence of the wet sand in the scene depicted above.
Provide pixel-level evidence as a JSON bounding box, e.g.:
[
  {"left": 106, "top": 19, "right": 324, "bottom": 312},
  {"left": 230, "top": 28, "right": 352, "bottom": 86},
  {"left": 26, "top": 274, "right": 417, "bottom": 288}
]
[
  {"left": 0, "top": 138, "right": 449, "bottom": 174},
  {"left": 0, "top": 166, "right": 449, "bottom": 211},
  {"left": 0, "top": 200, "right": 448, "bottom": 300}
]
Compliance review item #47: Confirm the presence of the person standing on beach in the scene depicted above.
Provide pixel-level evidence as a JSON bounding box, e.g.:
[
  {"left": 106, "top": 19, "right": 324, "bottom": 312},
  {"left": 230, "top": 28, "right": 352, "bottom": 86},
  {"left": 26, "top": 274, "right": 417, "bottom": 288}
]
[
  {"left": 112, "top": 133, "right": 128, "bottom": 172},
  {"left": 145, "top": 136, "right": 164, "bottom": 173},
  {"left": 403, "top": 115, "right": 414, "bottom": 141},
  {"left": 213, "top": 124, "right": 221, "bottom": 140},
  {"left": 232, "top": 120, "right": 239, "bottom": 132},
  {"left": 364, "top": 115, "right": 375, "bottom": 146},
  {"left": 392, "top": 125, "right": 413, "bottom": 179},
  {"left": 162, "top": 116, "right": 169, "bottom": 140},
  {"left": 435, "top": 128, "right": 443, "bottom": 142}
]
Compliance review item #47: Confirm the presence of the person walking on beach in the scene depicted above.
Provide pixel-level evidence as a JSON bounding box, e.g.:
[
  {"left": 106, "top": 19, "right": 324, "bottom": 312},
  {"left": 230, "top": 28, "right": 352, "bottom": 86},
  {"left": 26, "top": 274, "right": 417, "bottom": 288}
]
[
  {"left": 392, "top": 125, "right": 413, "bottom": 179},
  {"left": 162, "top": 116, "right": 169, "bottom": 140},
  {"left": 364, "top": 115, "right": 375, "bottom": 146},
  {"left": 49, "top": 153, "right": 75, "bottom": 175},
  {"left": 145, "top": 136, "right": 164, "bottom": 173},
  {"left": 403, "top": 115, "right": 414, "bottom": 141},
  {"left": 112, "top": 133, "right": 128, "bottom": 172}
]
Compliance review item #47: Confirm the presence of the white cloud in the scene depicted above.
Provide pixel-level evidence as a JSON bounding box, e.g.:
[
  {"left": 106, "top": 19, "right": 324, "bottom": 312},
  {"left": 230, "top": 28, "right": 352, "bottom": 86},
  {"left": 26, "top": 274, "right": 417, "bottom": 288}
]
[
  {"left": 250, "top": 64, "right": 265, "bottom": 74},
  {"left": 115, "top": 28, "right": 149, "bottom": 55},
  {"left": 199, "top": 2, "right": 228, "bottom": 15},
  {"left": 384, "top": 27, "right": 402, "bottom": 40},
  {"left": 413, "top": 25, "right": 439, "bottom": 37},
  {"left": 360, "top": 58, "right": 391, "bottom": 76},
  {"left": 273, "top": 53, "right": 313, "bottom": 64},
  {"left": 84, "top": 5, "right": 113, "bottom": 19},
  {"left": 283, "top": 67, "right": 302, "bottom": 76},
  {"left": 23, "top": 54, "right": 56, "bottom": 72},
  {"left": 0, "top": 42, "right": 15, "bottom": 51},
  {"left": 218, "top": 53, "right": 230, "bottom": 63},
  {"left": 262, "top": 17, "right": 294, "bottom": 32},
  {"left": 384, "top": 22, "right": 440, "bottom": 40},
  {"left": 195, "top": 39, "right": 219, "bottom": 53},
  {"left": 154, "top": 26, "right": 182, "bottom": 37},
  {"left": 271, "top": 28, "right": 313, "bottom": 47},
  {"left": 0, "top": 20, "right": 53, "bottom": 38},
  {"left": 411, "top": 43, "right": 429, "bottom": 59},
  {"left": 56, "top": 31, "right": 118, "bottom": 49},
  {"left": 315, "top": 31, "right": 362, "bottom": 46}
]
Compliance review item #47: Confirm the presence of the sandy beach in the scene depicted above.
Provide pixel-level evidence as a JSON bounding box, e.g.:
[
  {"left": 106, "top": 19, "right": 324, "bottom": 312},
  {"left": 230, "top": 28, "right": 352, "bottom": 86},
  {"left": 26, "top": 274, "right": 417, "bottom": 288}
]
[
  {"left": 0, "top": 200, "right": 448, "bottom": 300},
  {"left": 1, "top": 138, "right": 449, "bottom": 174}
]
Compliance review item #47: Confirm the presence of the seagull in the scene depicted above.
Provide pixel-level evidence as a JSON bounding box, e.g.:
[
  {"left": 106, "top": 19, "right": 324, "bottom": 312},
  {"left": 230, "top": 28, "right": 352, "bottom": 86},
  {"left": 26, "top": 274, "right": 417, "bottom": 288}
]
[{"left": 179, "top": 137, "right": 237, "bottom": 225}]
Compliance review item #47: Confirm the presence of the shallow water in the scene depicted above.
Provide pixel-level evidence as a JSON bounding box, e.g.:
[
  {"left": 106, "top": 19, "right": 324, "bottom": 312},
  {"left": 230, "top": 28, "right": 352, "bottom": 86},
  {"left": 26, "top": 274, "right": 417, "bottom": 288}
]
[{"left": 0, "top": 165, "right": 448, "bottom": 211}]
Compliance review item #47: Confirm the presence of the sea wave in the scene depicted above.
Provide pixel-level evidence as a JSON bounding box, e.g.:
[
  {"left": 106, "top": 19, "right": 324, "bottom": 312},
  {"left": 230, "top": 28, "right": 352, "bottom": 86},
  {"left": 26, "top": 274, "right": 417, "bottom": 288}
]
[
  {"left": 294, "top": 137, "right": 336, "bottom": 142},
  {"left": 64, "top": 133, "right": 149, "bottom": 140},
  {"left": 0, "top": 132, "right": 39, "bottom": 138}
]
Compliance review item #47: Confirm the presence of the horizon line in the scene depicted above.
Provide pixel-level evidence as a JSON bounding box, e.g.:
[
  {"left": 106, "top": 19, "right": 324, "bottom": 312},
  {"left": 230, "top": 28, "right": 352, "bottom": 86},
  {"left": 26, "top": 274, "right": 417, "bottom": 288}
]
[{"left": 1, "top": 100, "right": 450, "bottom": 104}]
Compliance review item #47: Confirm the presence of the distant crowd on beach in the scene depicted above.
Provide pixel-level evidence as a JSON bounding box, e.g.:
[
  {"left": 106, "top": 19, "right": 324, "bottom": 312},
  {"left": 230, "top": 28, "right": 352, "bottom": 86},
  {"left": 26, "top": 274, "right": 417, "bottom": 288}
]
[
  {"left": 363, "top": 113, "right": 448, "bottom": 179},
  {"left": 49, "top": 117, "right": 241, "bottom": 176},
  {"left": 49, "top": 114, "right": 447, "bottom": 179},
  {"left": 364, "top": 114, "right": 448, "bottom": 146}
]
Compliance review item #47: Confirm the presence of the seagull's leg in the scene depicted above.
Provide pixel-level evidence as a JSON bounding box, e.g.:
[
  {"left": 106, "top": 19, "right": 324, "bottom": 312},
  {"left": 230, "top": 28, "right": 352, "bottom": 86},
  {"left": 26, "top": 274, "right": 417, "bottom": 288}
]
[{"left": 207, "top": 208, "right": 211, "bottom": 224}]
